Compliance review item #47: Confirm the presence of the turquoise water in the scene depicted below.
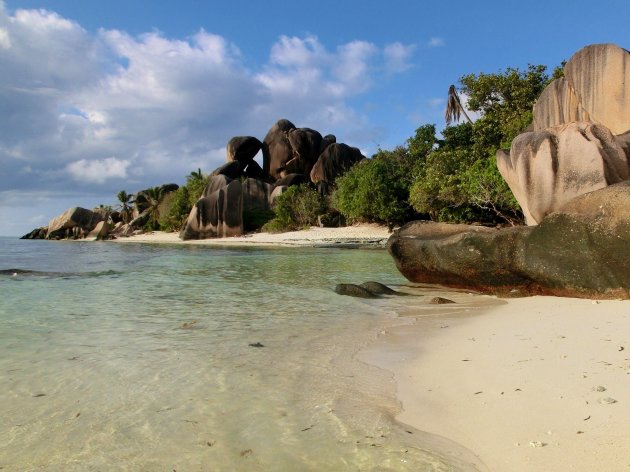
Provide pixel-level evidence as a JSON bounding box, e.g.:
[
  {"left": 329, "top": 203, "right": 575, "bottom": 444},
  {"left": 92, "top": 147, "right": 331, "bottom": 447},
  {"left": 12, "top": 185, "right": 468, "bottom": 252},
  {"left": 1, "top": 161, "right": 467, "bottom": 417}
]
[{"left": 0, "top": 238, "right": 478, "bottom": 471}]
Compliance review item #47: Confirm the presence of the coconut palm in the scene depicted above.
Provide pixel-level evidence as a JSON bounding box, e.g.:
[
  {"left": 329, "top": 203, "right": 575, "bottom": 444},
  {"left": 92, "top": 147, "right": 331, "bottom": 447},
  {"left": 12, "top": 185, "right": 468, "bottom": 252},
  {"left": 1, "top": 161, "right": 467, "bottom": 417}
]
[
  {"left": 187, "top": 168, "right": 204, "bottom": 183},
  {"left": 117, "top": 190, "right": 133, "bottom": 223},
  {"left": 136, "top": 186, "right": 165, "bottom": 230},
  {"left": 445, "top": 85, "right": 473, "bottom": 125}
]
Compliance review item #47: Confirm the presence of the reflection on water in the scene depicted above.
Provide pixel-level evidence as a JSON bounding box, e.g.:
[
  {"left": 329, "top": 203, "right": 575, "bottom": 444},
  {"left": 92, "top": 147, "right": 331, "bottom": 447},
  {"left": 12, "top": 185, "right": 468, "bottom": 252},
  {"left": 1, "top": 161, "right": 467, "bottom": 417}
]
[{"left": 0, "top": 239, "right": 480, "bottom": 471}]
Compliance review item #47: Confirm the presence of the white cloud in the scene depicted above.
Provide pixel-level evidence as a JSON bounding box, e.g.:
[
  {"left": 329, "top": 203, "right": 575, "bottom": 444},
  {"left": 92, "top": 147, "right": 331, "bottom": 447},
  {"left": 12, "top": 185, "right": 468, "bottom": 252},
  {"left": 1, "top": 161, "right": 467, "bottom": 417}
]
[
  {"left": 0, "top": 6, "right": 416, "bottom": 235},
  {"left": 384, "top": 42, "right": 415, "bottom": 73},
  {"left": 428, "top": 37, "right": 445, "bottom": 47},
  {"left": 67, "top": 157, "right": 130, "bottom": 184},
  {"left": 0, "top": 27, "right": 10, "bottom": 48}
]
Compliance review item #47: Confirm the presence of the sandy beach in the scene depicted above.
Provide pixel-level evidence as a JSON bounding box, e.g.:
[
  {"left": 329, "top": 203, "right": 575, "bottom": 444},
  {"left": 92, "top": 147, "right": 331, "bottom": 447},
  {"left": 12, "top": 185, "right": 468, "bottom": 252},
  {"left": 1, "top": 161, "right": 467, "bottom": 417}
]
[
  {"left": 363, "top": 294, "right": 630, "bottom": 472},
  {"left": 109, "top": 224, "right": 391, "bottom": 247}
]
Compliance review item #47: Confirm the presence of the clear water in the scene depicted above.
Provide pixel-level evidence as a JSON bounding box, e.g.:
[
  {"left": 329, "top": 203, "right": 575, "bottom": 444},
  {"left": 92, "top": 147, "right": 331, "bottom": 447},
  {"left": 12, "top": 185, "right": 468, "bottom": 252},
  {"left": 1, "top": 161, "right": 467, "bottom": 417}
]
[{"left": 0, "top": 238, "right": 479, "bottom": 471}]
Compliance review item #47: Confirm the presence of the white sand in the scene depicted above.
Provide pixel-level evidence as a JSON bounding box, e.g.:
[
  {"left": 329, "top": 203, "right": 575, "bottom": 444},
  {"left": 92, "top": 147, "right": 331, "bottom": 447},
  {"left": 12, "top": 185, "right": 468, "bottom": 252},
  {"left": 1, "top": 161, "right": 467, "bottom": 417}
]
[
  {"left": 110, "top": 224, "right": 391, "bottom": 247},
  {"left": 364, "top": 295, "right": 630, "bottom": 472}
]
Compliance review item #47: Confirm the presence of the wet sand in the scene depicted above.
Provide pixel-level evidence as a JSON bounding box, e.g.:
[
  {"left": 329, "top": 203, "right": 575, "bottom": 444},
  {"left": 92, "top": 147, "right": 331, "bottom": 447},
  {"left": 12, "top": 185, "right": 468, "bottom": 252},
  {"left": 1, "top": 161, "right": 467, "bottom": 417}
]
[{"left": 109, "top": 224, "right": 391, "bottom": 247}]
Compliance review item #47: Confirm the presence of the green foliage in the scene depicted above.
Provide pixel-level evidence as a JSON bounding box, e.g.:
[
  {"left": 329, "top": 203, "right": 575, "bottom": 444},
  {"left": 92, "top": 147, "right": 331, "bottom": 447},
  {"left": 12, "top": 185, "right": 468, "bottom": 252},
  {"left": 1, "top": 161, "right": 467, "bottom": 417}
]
[
  {"left": 262, "top": 185, "right": 325, "bottom": 232},
  {"left": 159, "top": 173, "right": 209, "bottom": 231},
  {"left": 332, "top": 149, "right": 416, "bottom": 227},
  {"left": 408, "top": 64, "right": 553, "bottom": 225},
  {"left": 243, "top": 208, "right": 275, "bottom": 232}
]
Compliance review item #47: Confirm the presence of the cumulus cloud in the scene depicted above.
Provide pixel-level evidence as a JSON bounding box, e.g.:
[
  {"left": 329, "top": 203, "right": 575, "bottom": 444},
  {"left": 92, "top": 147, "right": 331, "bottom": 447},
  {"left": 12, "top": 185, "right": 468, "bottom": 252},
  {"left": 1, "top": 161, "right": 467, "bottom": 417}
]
[
  {"left": 67, "top": 157, "right": 130, "bottom": 184},
  {"left": 384, "top": 42, "right": 415, "bottom": 73},
  {"left": 0, "top": 3, "right": 415, "bottom": 234},
  {"left": 428, "top": 37, "right": 445, "bottom": 47}
]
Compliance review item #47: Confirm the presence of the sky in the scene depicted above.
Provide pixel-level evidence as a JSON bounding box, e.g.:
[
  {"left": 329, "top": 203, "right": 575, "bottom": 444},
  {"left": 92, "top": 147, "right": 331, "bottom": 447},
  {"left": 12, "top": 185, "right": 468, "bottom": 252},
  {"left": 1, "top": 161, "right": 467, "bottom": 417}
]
[{"left": 1, "top": 0, "right": 629, "bottom": 236}]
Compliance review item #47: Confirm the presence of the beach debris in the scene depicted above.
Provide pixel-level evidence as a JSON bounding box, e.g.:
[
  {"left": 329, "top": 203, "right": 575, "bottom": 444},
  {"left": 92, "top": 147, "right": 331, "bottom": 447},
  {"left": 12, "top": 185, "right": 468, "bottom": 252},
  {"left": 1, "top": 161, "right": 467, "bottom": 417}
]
[
  {"left": 428, "top": 296, "right": 456, "bottom": 304},
  {"left": 32, "top": 393, "right": 46, "bottom": 397},
  {"left": 249, "top": 342, "right": 265, "bottom": 348},
  {"left": 461, "top": 359, "right": 471, "bottom": 362},
  {"left": 593, "top": 385, "right": 607, "bottom": 392},
  {"left": 583, "top": 416, "right": 591, "bottom": 421},
  {"left": 240, "top": 449, "right": 252, "bottom": 457},
  {"left": 599, "top": 397, "right": 618, "bottom": 404},
  {"left": 529, "top": 441, "right": 546, "bottom": 448},
  {"left": 577, "top": 431, "right": 584, "bottom": 434},
  {"left": 301, "top": 425, "right": 314, "bottom": 432},
  {"left": 474, "top": 391, "right": 483, "bottom": 395},
  {"left": 67, "top": 356, "right": 79, "bottom": 361},
  {"left": 207, "top": 440, "right": 215, "bottom": 447},
  {"left": 619, "top": 346, "right": 625, "bottom": 351},
  {"left": 75, "top": 412, "right": 81, "bottom": 418},
  {"left": 180, "top": 320, "right": 198, "bottom": 329},
  {"left": 334, "top": 283, "right": 379, "bottom": 298}
]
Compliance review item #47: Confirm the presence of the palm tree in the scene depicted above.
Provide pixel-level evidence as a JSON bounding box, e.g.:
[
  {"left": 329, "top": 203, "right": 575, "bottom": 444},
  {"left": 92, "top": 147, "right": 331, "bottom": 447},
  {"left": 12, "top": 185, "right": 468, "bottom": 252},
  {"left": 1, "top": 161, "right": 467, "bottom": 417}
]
[
  {"left": 136, "top": 186, "right": 165, "bottom": 230},
  {"left": 445, "top": 85, "right": 473, "bottom": 125},
  {"left": 187, "top": 168, "right": 204, "bottom": 183},
  {"left": 117, "top": 190, "right": 133, "bottom": 223}
]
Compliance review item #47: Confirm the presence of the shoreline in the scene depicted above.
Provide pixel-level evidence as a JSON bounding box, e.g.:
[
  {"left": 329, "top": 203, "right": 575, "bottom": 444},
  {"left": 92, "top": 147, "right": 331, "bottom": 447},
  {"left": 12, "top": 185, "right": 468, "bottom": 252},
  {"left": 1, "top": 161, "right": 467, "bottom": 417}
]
[
  {"left": 362, "top": 294, "right": 630, "bottom": 472},
  {"left": 107, "top": 224, "right": 391, "bottom": 248}
]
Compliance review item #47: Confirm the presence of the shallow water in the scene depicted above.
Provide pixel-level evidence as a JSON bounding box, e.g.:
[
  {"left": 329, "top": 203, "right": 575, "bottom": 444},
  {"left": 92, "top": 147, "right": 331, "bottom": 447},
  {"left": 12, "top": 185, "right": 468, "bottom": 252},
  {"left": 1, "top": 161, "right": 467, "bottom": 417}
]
[{"left": 0, "top": 238, "right": 480, "bottom": 471}]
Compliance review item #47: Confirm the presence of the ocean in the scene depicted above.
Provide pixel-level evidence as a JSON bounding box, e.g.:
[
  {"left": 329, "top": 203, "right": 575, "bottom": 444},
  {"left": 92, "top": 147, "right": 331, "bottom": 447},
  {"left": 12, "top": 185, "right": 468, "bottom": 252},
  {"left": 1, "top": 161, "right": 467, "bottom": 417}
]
[{"left": 0, "top": 237, "right": 479, "bottom": 471}]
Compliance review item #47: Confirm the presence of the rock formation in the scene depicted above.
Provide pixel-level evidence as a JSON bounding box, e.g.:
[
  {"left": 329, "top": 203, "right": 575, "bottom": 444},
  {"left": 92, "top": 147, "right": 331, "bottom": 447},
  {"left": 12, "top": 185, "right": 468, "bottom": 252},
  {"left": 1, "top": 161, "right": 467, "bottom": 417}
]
[
  {"left": 498, "top": 43, "right": 630, "bottom": 225},
  {"left": 497, "top": 122, "right": 630, "bottom": 224},
  {"left": 180, "top": 118, "right": 365, "bottom": 239},
  {"left": 388, "top": 181, "right": 630, "bottom": 299},
  {"left": 45, "top": 207, "right": 108, "bottom": 240}
]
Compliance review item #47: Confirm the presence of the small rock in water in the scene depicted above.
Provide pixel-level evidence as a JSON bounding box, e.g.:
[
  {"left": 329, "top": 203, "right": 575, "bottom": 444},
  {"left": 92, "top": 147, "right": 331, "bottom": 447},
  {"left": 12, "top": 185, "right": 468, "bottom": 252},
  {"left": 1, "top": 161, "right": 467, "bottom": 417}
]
[
  {"left": 334, "top": 283, "right": 379, "bottom": 298},
  {"left": 593, "top": 385, "right": 607, "bottom": 392},
  {"left": 180, "top": 320, "right": 198, "bottom": 329},
  {"left": 428, "top": 296, "right": 456, "bottom": 304},
  {"left": 359, "top": 281, "right": 398, "bottom": 295},
  {"left": 599, "top": 397, "right": 617, "bottom": 404},
  {"left": 249, "top": 342, "right": 264, "bottom": 348}
]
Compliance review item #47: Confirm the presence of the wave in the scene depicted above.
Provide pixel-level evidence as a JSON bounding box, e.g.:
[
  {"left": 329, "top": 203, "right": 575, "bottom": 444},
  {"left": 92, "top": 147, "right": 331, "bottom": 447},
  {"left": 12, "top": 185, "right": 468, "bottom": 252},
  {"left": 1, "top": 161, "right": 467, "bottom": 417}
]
[{"left": 0, "top": 268, "right": 122, "bottom": 279}]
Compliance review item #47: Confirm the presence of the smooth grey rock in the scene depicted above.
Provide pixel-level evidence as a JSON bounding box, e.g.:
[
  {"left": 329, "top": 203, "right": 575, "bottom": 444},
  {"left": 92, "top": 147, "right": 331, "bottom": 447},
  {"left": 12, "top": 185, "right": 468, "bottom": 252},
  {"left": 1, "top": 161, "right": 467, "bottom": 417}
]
[{"left": 334, "top": 283, "right": 379, "bottom": 298}]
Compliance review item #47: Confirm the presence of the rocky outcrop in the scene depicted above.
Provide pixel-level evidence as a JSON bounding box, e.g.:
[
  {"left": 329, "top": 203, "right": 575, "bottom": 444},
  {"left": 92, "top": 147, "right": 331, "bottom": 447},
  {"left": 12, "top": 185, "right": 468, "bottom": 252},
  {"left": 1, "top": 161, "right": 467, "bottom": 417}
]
[
  {"left": 181, "top": 118, "right": 364, "bottom": 239},
  {"left": 310, "top": 143, "right": 365, "bottom": 187},
  {"left": 180, "top": 179, "right": 243, "bottom": 240},
  {"left": 499, "top": 44, "right": 630, "bottom": 225},
  {"left": 262, "top": 119, "right": 296, "bottom": 179},
  {"left": 497, "top": 122, "right": 630, "bottom": 224},
  {"left": 388, "top": 181, "right": 630, "bottom": 299},
  {"left": 46, "top": 207, "right": 107, "bottom": 239},
  {"left": 227, "top": 136, "right": 262, "bottom": 163},
  {"left": 533, "top": 44, "right": 630, "bottom": 135}
]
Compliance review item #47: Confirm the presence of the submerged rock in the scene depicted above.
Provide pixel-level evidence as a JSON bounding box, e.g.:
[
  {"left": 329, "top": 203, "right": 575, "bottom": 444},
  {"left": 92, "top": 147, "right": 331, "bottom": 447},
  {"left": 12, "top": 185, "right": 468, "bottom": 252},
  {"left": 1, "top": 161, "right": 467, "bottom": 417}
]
[
  {"left": 359, "top": 281, "right": 398, "bottom": 295},
  {"left": 334, "top": 283, "right": 379, "bottom": 299},
  {"left": 428, "top": 297, "right": 456, "bottom": 304}
]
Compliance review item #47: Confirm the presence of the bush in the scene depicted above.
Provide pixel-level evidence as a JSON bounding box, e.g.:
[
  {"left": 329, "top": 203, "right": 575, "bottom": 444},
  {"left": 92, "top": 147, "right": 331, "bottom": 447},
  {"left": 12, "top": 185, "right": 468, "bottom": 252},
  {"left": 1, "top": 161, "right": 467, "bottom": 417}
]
[
  {"left": 159, "top": 175, "right": 209, "bottom": 231},
  {"left": 332, "top": 149, "right": 415, "bottom": 228},
  {"left": 262, "top": 185, "right": 325, "bottom": 232}
]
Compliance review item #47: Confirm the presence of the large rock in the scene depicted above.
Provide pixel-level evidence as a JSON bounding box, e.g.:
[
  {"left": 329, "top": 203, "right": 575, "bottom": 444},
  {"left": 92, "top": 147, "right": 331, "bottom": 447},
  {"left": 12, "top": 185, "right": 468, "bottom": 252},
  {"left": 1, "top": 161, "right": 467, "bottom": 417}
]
[
  {"left": 497, "top": 122, "right": 630, "bottom": 225},
  {"left": 211, "top": 161, "right": 242, "bottom": 180},
  {"left": 388, "top": 181, "right": 630, "bottom": 299},
  {"left": 309, "top": 143, "right": 365, "bottom": 186},
  {"left": 180, "top": 180, "right": 243, "bottom": 240},
  {"left": 87, "top": 220, "right": 110, "bottom": 240},
  {"left": 242, "top": 178, "right": 273, "bottom": 213},
  {"left": 262, "top": 119, "right": 296, "bottom": 179},
  {"left": 226, "top": 136, "right": 262, "bottom": 163},
  {"left": 46, "top": 207, "right": 106, "bottom": 239},
  {"left": 533, "top": 44, "right": 630, "bottom": 135},
  {"left": 283, "top": 128, "right": 323, "bottom": 176}
]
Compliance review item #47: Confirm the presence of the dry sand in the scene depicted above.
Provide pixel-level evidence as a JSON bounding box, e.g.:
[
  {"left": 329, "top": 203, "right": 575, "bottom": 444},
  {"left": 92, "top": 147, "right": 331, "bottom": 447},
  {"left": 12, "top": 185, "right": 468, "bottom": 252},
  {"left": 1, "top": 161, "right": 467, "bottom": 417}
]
[
  {"left": 363, "top": 294, "right": 630, "bottom": 472},
  {"left": 110, "top": 224, "right": 391, "bottom": 247}
]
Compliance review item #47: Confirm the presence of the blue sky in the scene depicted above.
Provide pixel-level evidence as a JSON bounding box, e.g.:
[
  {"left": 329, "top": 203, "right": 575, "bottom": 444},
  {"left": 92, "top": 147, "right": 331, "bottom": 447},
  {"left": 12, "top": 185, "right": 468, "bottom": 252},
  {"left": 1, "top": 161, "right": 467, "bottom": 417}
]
[{"left": 1, "top": 0, "right": 629, "bottom": 235}]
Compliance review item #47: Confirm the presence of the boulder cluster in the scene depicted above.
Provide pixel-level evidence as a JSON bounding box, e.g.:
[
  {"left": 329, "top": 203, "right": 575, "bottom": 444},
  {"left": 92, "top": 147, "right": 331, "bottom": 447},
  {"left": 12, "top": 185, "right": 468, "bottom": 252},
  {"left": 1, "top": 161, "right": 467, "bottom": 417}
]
[
  {"left": 21, "top": 183, "right": 180, "bottom": 241},
  {"left": 389, "top": 43, "right": 630, "bottom": 299},
  {"left": 497, "top": 44, "right": 630, "bottom": 225},
  {"left": 179, "top": 118, "right": 365, "bottom": 240}
]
